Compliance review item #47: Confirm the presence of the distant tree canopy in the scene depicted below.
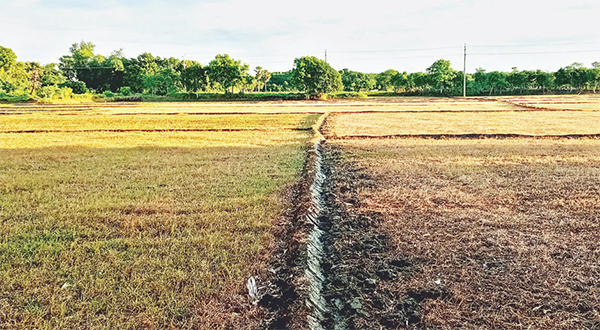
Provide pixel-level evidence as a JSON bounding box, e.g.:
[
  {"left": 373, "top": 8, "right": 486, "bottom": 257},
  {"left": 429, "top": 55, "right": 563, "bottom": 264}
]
[
  {"left": 375, "top": 69, "right": 399, "bottom": 91},
  {"left": 208, "top": 54, "right": 249, "bottom": 93},
  {"left": 2, "top": 41, "right": 600, "bottom": 100},
  {"left": 266, "top": 71, "right": 294, "bottom": 92},
  {"left": 339, "top": 69, "right": 375, "bottom": 91},
  {"left": 59, "top": 41, "right": 124, "bottom": 92},
  {"left": 291, "top": 56, "right": 342, "bottom": 97},
  {"left": 254, "top": 66, "right": 271, "bottom": 92},
  {"left": 181, "top": 60, "right": 208, "bottom": 93},
  {"left": 426, "top": 59, "right": 456, "bottom": 95}
]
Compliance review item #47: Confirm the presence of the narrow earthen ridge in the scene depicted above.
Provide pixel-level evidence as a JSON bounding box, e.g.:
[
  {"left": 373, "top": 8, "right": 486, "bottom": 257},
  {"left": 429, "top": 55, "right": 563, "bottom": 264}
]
[
  {"left": 304, "top": 139, "right": 328, "bottom": 330},
  {"left": 1, "top": 128, "right": 311, "bottom": 134},
  {"left": 259, "top": 113, "right": 332, "bottom": 330},
  {"left": 305, "top": 112, "right": 350, "bottom": 330},
  {"left": 304, "top": 113, "right": 327, "bottom": 329},
  {"left": 330, "top": 133, "right": 600, "bottom": 140}
]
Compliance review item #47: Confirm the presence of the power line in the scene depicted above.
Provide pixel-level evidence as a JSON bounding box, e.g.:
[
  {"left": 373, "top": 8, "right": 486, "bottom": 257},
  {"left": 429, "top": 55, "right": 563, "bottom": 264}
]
[
  {"left": 470, "top": 49, "right": 600, "bottom": 56},
  {"left": 328, "top": 53, "right": 462, "bottom": 62},
  {"left": 469, "top": 41, "right": 599, "bottom": 48},
  {"left": 329, "top": 46, "right": 459, "bottom": 54}
]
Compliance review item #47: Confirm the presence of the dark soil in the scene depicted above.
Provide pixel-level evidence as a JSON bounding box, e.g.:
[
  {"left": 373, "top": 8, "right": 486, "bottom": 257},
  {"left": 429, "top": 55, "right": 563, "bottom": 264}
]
[
  {"left": 259, "top": 146, "right": 316, "bottom": 330},
  {"left": 314, "top": 144, "right": 446, "bottom": 329}
]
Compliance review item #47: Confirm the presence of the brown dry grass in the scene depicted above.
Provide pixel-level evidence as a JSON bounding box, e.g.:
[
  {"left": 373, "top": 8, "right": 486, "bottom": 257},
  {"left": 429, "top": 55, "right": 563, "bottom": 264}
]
[
  {"left": 0, "top": 99, "right": 525, "bottom": 115},
  {"left": 326, "top": 111, "right": 600, "bottom": 137},
  {"left": 333, "top": 138, "right": 600, "bottom": 329},
  {"left": 498, "top": 95, "right": 600, "bottom": 111},
  {"left": 0, "top": 113, "right": 319, "bottom": 132},
  {"left": 0, "top": 109, "right": 317, "bottom": 329}
]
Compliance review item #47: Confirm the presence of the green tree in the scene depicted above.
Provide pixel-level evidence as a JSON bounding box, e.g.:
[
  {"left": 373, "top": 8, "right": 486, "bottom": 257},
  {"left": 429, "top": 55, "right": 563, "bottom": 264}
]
[
  {"left": 58, "top": 80, "right": 87, "bottom": 94},
  {"left": 426, "top": 59, "right": 456, "bottom": 95},
  {"left": 40, "top": 63, "right": 66, "bottom": 87},
  {"left": 254, "top": 66, "right": 271, "bottom": 92},
  {"left": 207, "top": 54, "right": 249, "bottom": 93},
  {"left": 507, "top": 67, "right": 529, "bottom": 93},
  {"left": 486, "top": 71, "right": 508, "bottom": 95},
  {"left": 180, "top": 61, "right": 208, "bottom": 92},
  {"left": 0, "top": 46, "right": 17, "bottom": 70},
  {"left": 25, "top": 62, "right": 43, "bottom": 94},
  {"left": 122, "top": 53, "right": 162, "bottom": 93},
  {"left": 555, "top": 63, "right": 589, "bottom": 91},
  {"left": 291, "top": 56, "right": 342, "bottom": 97},
  {"left": 59, "top": 41, "right": 124, "bottom": 92},
  {"left": 0, "top": 46, "right": 29, "bottom": 94},
  {"left": 143, "top": 68, "right": 180, "bottom": 95},
  {"left": 376, "top": 69, "right": 399, "bottom": 91},
  {"left": 266, "top": 71, "right": 294, "bottom": 92},
  {"left": 390, "top": 71, "right": 409, "bottom": 92},
  {"left": 340, "top": 69, "right": 375, "bottom": 91},
  {"left": 242, "top": 75, "right": 257, "bottom": 93},
  {"left": 532, "top": 70, "right": 554, "bottom": 93}
]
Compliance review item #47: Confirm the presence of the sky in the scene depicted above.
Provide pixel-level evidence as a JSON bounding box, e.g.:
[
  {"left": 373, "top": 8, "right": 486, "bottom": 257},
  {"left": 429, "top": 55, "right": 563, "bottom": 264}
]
[{"left": 1, "top": 0, "right": 599, "bottom": 74}]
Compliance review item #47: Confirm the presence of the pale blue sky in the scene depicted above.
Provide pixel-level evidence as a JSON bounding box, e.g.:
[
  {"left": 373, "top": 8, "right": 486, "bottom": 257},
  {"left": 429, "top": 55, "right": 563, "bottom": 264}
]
[{"left": 1, "top": 0, "right": 598, "bottom": 73}]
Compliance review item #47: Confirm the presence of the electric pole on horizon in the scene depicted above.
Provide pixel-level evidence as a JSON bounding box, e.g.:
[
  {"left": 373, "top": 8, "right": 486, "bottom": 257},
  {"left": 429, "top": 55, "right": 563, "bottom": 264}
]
[
  {"left": 325, "top": 49, "right": 327, "bottom": 63},
  {"left": 463, "top": 43, "right": 467, "bottom": 98}
]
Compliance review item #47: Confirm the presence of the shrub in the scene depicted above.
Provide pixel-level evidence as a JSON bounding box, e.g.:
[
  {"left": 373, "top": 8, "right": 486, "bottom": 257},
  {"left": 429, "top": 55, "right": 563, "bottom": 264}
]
[
  {"left": 118, "top": 86, "right": 132, "bottom": 96},
  {"left": 58, "top": 81, "right": 87, "bottom": 94}
]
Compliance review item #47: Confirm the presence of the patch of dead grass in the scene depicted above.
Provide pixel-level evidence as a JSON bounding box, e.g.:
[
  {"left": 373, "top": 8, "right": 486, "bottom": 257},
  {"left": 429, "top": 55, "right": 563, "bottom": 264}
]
[
  {"left": 326, "top": 111, "right": 600, "bottom": 137},
  {"left": 333, "top": 138, "right": 600, "bottom": 329},
  {"left": 0, "top": 113, "right": 316, "bottom": 328}
]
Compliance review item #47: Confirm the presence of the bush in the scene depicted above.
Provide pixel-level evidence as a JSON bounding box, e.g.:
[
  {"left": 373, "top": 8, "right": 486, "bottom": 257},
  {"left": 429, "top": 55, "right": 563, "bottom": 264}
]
[
  {"left": 118, "top": 86, "right": 132, "bottom": 96},
  {"left": 58, "top": 81, "right": 87, "bottom": 94},
  {"left": 103, "top": 90, "right": 116, "bottom": 98},
  {"left": 0, "top": 92, "right": 33, "bottom": 102}
]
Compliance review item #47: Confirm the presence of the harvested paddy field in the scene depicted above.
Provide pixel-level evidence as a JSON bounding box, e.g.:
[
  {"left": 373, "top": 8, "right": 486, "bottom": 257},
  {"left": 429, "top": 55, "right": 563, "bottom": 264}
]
[
  {"left": 325, "top": 138, "right": 600, "bottom": 329},
  {"left": 0, "top": 104, "right": 315, "bottom": 329},
  {"left": 1, "top": 96, "right": 599, "bottom": 329},
  {"left": 312, "top": 95, "right": 600, "bottom": 329},
  {"left": 0, "top": 97, "right": 525, "bottom": 116},
  {"left": 325, "top": 111, "right": 600, "bottom": 138},
  {"left": 500, "top": 95, "right": 600, "bottom": 111}
]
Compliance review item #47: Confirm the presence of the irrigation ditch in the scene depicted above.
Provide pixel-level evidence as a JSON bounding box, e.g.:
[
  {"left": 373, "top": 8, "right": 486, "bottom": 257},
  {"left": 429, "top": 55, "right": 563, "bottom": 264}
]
[{"left": 258, "top": 114, "right": 425, "bottom": 329}]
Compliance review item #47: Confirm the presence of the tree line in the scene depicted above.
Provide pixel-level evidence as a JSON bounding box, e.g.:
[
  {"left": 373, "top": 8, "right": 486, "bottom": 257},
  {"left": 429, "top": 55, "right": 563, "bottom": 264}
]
[{"left": 1, "top": 41, "right": 599, "bottom": 101}]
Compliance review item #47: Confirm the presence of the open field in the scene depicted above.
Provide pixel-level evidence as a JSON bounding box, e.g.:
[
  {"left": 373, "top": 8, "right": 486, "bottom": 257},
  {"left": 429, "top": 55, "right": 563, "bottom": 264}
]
[
  {"left": 499, "top": 95, "right": 600, "bottom": 111},
  {"left": 0, "top": 98, "right": 529, "bottom": 115},
  {"left": 1, "top": 94, "right": 599, "bottom": 329},
  {"left": 0, "top": 110, "right": 316, "bottom": 329},
  {"left": 0, "top": 113, "right": 318, "bottom": 133},
  {"left": 325, "top": 111, "right": 600, "bottom": 137},
  {"left": 329, "top": 138, "right": 600, "bottom": 328},
  {"left": 316, "top": 95, "right": 600, "bottom": 328}
]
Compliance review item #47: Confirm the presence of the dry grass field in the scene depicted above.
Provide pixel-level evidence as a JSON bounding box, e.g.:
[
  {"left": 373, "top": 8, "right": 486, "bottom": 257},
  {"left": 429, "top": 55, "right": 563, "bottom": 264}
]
[
  {"left": 323, "top": 95, "right": 600, "bottom": 328},
  {"left": 0, "top": 113, "right": 317, "bottom": 132},
  {"left": 0, "top": 98, "right": 526, "bottom": 116},
  {"left": 331, "top": 138, "right": 600, "bottom": 328},
  {"left": 499, "top": 95, "right": 600, "bottom": 111},
  {"left": 1, "top": 95, "right": 599, "bottom": 329},
  {"left": 326, "top": 111, "right": 600, "bottom": 137},
  {"left": 0, "top": 105, "right": 316, "bottom": 329}
]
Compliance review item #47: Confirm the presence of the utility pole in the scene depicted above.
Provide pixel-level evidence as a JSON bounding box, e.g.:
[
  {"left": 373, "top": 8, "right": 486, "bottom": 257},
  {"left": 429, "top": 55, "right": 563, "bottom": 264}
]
[
  {"left": 463, "top": 44, "right": 467, "bottom": 98},
  {"left": 325, "top": 49, "right": 327, "bottom": 63}
]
